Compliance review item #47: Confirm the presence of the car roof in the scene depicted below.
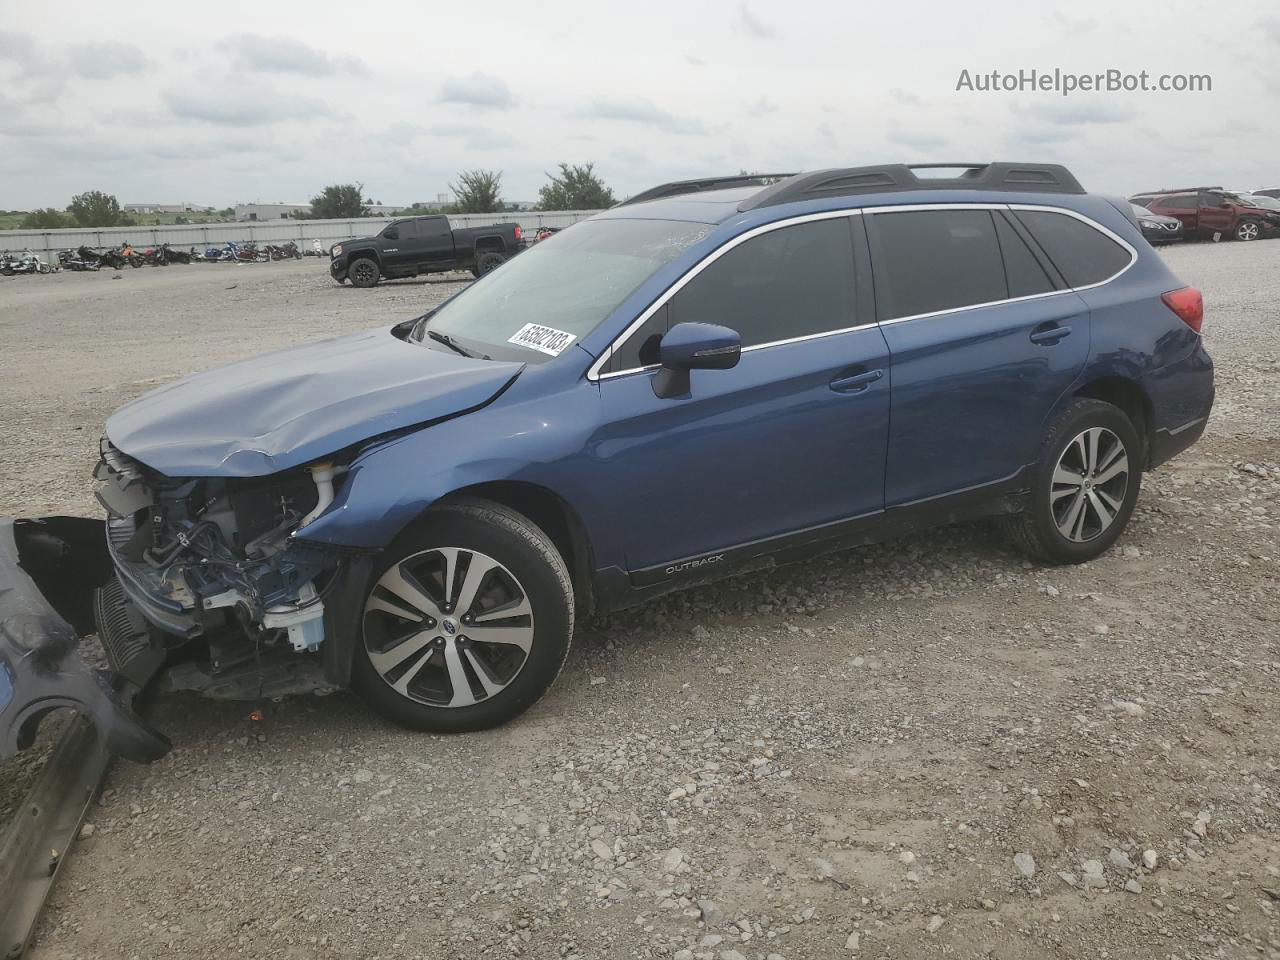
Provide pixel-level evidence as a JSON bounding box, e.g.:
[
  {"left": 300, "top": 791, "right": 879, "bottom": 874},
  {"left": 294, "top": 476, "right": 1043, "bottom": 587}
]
[{"left": 601, "top": 163, "right": 1092, "bottom": 226}]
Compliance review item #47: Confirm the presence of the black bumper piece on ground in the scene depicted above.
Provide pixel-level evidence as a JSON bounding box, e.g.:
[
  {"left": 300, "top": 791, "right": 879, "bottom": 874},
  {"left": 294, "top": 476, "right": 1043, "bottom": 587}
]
[{"left": 0, "top": 516, "right": 169, "bottom": 764}]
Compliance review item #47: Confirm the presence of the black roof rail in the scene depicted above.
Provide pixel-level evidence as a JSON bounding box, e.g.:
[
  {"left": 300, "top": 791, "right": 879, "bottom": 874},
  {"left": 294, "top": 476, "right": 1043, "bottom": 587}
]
[
  {"left": 1131, "top": 185, "right": 1224, "bottom": 196},
  {"left": 617, "top": 174, "right": 797, "bottom": 207},
  {"left": 738, "top": 162, "right": 1086, "bottom": 211}
]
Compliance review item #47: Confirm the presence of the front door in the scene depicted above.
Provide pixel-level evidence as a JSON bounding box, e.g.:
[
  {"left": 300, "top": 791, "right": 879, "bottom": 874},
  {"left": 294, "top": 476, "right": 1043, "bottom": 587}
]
[
  {"left": 382, "top": 220, "right": 417, "bottom": 272},
  {"left": 1196, "top": 191, "right": 1235, "bottom": 239},
  {"left": 592, "top": 215, "right": 891, "bottom": 576}
]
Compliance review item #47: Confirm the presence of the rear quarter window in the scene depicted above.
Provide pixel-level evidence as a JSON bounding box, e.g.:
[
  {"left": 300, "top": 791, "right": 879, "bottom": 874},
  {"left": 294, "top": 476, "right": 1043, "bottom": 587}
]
[{"left": 1013, "top": 210, "right": 1133, "bottom": 288}]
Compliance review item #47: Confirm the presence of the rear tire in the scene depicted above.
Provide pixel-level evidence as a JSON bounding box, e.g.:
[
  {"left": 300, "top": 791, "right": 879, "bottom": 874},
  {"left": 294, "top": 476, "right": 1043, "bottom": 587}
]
[
  {"left": 474, "top": 251, "right": 506, "bottom": 277},
  {"left": 349, "top": 257, "right": 380, "bottom": 287},
  {"left": 1003, "top": 398, "right": 1143, "bottom": 564},
  {"left": 351, "top": 499, "right": 574, "bottom": 733}
]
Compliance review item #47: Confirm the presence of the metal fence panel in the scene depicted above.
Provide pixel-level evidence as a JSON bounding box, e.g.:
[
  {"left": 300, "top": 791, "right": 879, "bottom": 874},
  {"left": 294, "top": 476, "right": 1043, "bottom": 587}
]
[{"left": 0, "top": 211, "right": 602, "bottom": 260}]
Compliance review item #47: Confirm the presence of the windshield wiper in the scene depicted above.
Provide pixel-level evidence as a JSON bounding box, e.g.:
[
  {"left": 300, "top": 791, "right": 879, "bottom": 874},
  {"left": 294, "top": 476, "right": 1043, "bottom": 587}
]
[{"left": 426, "top": 329, "right": 489, "bottom": 360}]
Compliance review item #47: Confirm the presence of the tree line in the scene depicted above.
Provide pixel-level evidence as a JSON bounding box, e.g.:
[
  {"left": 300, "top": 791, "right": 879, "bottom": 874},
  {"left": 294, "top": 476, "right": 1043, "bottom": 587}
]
[
  {"left": 309, "top": 163, "right": 616, "bottom": 218},
  {"left": 18, "top": 164, "right": 618, "bottom": 229}
]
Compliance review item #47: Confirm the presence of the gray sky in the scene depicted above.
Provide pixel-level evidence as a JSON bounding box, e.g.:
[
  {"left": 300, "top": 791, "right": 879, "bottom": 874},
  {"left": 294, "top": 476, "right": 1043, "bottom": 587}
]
[{"left": 2, "top": 0, "right": 1276, "bottom": 209}]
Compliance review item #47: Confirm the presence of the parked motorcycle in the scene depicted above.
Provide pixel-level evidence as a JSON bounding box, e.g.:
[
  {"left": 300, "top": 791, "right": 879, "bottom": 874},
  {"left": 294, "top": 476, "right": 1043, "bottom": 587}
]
[
  {"left": 202, "top": 242, "right": 239, "bottom": 262},
  {"left": 235, "top": 242, "right": 266, "bottom": 263},
  {"left": 57, "top": 248, "right": 100, "bottom": 271},
  {"left": 265, "top": 241, "right": 302, "bottom": 260},
  {"left": 118, "top": 243, "right": 145, "bottom": 268},
  {"left": 1, "top": 250, "right": 53, "bottom": 275},
  {"left": 96, "top": 247, "right": 128, "bottom": 270}
]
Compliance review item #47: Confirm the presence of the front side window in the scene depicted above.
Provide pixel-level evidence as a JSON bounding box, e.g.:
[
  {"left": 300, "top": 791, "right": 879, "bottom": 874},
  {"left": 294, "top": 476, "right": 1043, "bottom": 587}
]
[
  {"left": 664, "top": 217, "right": 856, "bottom": 349},
  {"left": 1013, "top": 210, "right": 1132, "bottom": 288},
  {"left": 869, "top": 209, "right": 1006, "bottom": 320}
]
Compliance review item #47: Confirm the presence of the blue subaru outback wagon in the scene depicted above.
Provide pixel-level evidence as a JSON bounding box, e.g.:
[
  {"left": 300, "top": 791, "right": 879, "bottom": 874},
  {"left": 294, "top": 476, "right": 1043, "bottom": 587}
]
[{"left": 94, "top": 163, "right": 1214, "bottom": 732}]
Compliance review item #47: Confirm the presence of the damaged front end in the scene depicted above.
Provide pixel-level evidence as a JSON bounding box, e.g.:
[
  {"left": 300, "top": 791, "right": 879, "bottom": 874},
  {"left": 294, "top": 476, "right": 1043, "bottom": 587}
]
[
  {"left": 94, "top": 439, "right": 355, "bottom": 701},
  {"left": 0, "top": 516, "right": 168, "bottom": 764}
]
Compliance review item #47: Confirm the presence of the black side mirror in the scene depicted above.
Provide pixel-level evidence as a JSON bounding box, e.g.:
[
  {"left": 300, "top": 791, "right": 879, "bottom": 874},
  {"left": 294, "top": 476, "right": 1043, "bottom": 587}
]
[
  {"left": 384, "top": 227, "right": 399, "bottom": 240},
  {"left": 652, "top": 322, "right": 742, "bottom": 399}
]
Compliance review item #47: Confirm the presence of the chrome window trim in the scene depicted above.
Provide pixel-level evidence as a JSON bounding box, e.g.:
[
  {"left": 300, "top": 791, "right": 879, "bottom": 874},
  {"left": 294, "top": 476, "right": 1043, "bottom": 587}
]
[
  {"left": 587, "top": 208, "right": 862, "bottom": 382},
  {"left": 588, "top": 202, "right": 1137, "bottom": 382}
]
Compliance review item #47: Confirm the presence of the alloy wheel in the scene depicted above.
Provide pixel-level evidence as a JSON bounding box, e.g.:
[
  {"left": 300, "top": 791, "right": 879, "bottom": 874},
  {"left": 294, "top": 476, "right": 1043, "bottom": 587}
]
[
  {"left": 1237, "top": 222, "right": 1260, "bottom": 241},
  {"left": 363, "top": 547, "right": 535, "bottom": 707},
  {"left": 1050, "top": 427, "right": 1129, "bottom": 543},
  {"left": 352, "top": 261, "right": 378, "bottom": 284}
]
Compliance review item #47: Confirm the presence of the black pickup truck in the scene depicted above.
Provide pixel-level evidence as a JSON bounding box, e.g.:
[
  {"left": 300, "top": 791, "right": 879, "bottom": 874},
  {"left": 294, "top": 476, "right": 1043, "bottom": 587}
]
[{"left": 329, "top": 215, "right": 524, "bottom": 287}]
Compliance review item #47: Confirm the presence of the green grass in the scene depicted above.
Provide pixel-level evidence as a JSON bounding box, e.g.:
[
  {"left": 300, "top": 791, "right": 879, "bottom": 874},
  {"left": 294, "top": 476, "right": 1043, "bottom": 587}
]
[{"left": 0, "top": 211, "right": 237, "bottom": 232}]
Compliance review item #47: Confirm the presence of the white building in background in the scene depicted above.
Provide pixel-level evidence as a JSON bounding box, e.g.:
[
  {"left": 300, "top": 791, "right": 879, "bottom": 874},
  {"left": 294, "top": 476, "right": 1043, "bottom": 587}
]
[
  {"left": 235, "top": 202, "right": 405, "bottom": 221},
  {"left": 235, "top": 203, "right": 311, "bottom": 221},
  {"left": 124, "top": 202, "right": 215, "bottom": 214}
]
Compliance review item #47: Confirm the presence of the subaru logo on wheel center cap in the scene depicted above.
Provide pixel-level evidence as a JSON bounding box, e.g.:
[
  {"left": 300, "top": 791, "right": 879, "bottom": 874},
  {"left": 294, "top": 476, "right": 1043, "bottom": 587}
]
[{"left": 442, "top": 619, "right": 457, "bottom": 635}]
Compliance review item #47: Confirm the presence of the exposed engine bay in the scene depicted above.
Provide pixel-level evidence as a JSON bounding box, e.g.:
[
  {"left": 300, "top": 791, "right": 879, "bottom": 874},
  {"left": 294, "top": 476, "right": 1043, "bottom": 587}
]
[{"left": 94, "top": 439, "right": 351, "bottom": 698}]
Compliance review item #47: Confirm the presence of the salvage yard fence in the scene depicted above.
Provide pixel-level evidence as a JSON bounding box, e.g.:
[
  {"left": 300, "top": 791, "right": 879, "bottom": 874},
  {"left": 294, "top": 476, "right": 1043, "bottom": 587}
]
[{"left": 0, "top": 211, "right": 603, "bottom": 261}]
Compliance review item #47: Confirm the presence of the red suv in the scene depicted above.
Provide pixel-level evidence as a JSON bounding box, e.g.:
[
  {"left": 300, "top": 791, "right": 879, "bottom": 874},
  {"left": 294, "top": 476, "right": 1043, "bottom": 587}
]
[{"left": 1133, "top": 190, "right": 1280, "bottom": 242}]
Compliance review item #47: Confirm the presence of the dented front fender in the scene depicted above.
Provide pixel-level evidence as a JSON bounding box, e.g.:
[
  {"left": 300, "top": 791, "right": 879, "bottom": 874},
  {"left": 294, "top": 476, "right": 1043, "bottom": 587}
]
[{"left": 0, "top": 517, "right": 168, "bottom": 764}]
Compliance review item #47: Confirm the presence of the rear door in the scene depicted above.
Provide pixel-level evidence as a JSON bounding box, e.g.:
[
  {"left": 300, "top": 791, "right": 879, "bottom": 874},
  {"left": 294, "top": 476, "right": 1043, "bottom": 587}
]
[
  {"left": 594, "top": 214, "right": 891, "bottom": 576},
  {"left": 418, "top": 217, "right": 455, "bottom": 268},
  {"left": 869, "top": 206, "right": 1099, "bottom": 507},
  {"left": 1151, "top": 194, "right": 1199, "bottom": 235}
]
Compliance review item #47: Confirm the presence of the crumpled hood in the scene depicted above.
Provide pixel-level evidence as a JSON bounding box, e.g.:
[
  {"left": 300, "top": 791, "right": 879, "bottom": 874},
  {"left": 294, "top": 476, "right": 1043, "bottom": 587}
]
[{"left": 106, "top": 327, "right": 523, "bottom": 477}]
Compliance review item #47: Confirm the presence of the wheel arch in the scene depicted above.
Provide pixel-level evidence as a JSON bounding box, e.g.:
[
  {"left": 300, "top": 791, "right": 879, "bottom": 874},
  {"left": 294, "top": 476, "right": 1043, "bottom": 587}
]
[
  {"left": 320, "top": 478, "right": 597, "bottom": 690},
  {"left": 473, "top": 236, "right": 507, "bottom": 255},
  {"left": 1070, "top": 375, "right": 1155, "bottom": 465},
  {"left": 435, "top": 481, "right": 596, "bottom": 617}
]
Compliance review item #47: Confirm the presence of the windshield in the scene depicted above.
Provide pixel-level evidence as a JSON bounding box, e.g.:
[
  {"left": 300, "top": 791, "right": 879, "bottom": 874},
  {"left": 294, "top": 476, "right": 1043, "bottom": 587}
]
[
  {"left": 1130, "top": 203, "right": 1154, "bottom": 219},
  {"left": 417, "top": 218, "right": 711, "bottom": 360},
  {"left": 1240, "top": 194, "right": 1280, "bottom": 209}
]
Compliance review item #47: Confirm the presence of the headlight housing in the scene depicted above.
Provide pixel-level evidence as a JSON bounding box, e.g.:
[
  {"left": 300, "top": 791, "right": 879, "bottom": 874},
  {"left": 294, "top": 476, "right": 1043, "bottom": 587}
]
[{"left": 332, "top": 244, "right": 342, "bottom": 257}]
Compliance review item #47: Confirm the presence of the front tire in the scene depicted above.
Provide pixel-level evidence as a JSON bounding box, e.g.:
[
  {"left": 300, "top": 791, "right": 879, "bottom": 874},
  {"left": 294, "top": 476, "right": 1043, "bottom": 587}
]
[
  {"left": 1235, "top": 218, "right": 1261, "bottom": 242},
  {"left": 348, "top": 257, "right": 380, "bottom": 287},
  {"left": 1004, "top": 398, "right": 1143, "bottom": 564},
  {"left": 351, "top": 499, "right": 574, "bottom": 733}
]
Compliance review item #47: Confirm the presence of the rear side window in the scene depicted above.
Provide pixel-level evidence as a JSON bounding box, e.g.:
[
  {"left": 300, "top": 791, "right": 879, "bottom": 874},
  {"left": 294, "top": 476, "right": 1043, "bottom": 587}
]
[
  {"left": 993, "top": 214, "right": 1055, "bottom": 298},
  {"left": 419, "top": 217, "right": 450, "bottom": 239},
  {"left": 1014, "top": 210, "right": 1132, "bottom": 288},
  {"left": 665, "top": 217, "right": 856, "bottom": 349},
  {"left": 869, "top": 209, "right": 1006, "bottom": 320}
]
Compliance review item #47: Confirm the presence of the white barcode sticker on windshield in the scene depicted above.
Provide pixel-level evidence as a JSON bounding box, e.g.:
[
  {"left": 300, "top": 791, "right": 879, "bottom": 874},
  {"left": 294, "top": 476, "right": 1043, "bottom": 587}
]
[{"left": 508, "top": 323, "right": 577, "bottom": 356}]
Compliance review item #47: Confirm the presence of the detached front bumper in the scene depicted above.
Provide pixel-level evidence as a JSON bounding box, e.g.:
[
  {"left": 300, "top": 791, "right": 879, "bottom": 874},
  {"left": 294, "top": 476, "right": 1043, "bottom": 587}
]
[{"left": 0, "top": 516, "right": 169, "bottom": 764}]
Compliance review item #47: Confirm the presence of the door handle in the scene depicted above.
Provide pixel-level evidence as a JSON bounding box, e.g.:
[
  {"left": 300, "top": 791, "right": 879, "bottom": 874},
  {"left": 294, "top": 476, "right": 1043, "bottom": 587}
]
[
  {"left": 1030, "top": 323, "right": 1072, "bottom": 345},
  {"left": 829, "top": 368, "right": 884, "bottom": 393}
]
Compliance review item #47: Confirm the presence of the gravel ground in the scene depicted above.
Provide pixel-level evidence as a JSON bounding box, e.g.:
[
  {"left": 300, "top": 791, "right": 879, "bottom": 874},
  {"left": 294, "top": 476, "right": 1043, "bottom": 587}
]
[{"left": 1, "top": 248, "right": 1277, "bottom": 960}]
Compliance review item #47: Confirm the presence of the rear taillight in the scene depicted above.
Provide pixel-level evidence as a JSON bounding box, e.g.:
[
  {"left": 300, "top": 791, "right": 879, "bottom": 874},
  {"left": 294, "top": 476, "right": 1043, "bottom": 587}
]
[
  {"left": 514, "top": 224, "right": 523, "bottom": 241},
  {"left": 1161, "top": 286, "right": 1203, "bottom": 333}
]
